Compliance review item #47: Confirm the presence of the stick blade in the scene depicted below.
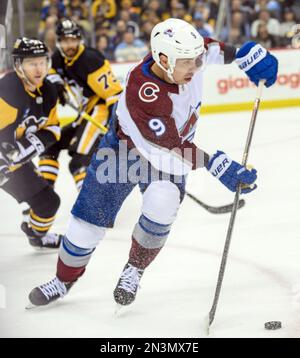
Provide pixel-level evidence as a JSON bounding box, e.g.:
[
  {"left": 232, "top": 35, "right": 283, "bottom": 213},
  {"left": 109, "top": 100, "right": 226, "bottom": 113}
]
[{"left": 207, "top": 199, "right": 245, "bottom": 214}]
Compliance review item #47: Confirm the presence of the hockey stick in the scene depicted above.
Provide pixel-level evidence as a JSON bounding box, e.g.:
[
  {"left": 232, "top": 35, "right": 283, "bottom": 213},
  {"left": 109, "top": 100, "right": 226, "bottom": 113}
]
[
  {"left": 204, "top": 80, "right": 265, "bottom": 335},
  {"left": 61, "top": 82, "right": 108, "bottom": 134},
  {"left": 186, "top": 192, "right": 245, "bottom": 214},
  {"left": 66, "top": 101, "right": 108, "bottom": 134}
]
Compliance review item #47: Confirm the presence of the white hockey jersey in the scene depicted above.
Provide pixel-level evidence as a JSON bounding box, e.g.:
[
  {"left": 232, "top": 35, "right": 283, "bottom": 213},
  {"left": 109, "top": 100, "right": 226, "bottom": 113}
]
[{"left": 116, "top": 38, "right": 237, "bottom": 176}]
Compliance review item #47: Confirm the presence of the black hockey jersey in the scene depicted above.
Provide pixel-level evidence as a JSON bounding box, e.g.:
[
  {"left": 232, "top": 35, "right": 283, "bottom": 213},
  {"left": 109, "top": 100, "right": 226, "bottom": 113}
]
[
  {"left": 0, "top": 71, "right": 60, "bottom": 149},
  {"left": 49, "top": 44, "right": 122, "bottom": 113}
]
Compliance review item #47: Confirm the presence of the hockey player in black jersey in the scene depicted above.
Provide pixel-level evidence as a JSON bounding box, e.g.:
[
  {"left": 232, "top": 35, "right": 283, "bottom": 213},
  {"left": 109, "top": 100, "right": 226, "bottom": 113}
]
[
  {"left": 39, "top": 18, "right": 122, "bottom": 191},
  {"left": 0, "top": 38, "right": 62, "bottom": 249}
]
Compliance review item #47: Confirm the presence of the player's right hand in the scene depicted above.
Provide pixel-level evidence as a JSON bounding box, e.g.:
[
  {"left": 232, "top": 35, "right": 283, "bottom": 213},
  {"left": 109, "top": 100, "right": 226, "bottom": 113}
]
[
  {"left": 47, "top": 73, "right": 68, "bottom": 106},
  {"left": 206, "top": 150, "right": 257, "bottom": 194},
  {"left": 235, "top": 41, "right": 278, "bottom": 88},
  {"left": 55, "top": 83, "right": 68, "bottom": 106}
]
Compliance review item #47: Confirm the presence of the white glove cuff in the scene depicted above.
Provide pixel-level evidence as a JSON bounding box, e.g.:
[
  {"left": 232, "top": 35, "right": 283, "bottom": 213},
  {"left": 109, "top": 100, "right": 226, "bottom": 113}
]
[{"left": 209, "top": 153, "right": 232, "bottom": 179}]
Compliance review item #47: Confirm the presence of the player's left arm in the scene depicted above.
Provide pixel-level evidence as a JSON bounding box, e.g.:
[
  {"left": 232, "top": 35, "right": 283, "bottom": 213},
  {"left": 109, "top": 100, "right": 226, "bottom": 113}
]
[
  {"left": 9, "top": 100, "right": 61, "bottom": 166},
  {"left": 204, "top": 37, "right": 237, "bottom": 65},
  {"left": 204, "top": 38, "right": 278, "bottom": 88},
  {"left": 39, "top": 100, "right": 61, "bottom": 142}
]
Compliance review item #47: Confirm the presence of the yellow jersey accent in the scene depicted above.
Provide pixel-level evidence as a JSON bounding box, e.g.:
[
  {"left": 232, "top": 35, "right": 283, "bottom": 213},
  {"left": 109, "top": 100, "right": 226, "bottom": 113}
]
[
  {"left": 87, "top": 60, "right": 122, "bottom": 101},
  {"left": 92, "top": 104, "right": 109, "bottom": 125},
  {"left": 38, "top": 159, "right": 59, "bottom": 168},
  {"left": 77, "top": 121, "right": 100, "bottom": 154},
  {"left": 73, "top": 172, "right": 86, "bottom": 182},
  {"left": 41, "top": 172, "right": 58, "bottom": 181},
  {"left": 0, "top": 97, "right": 18, "bottom": 130},
  {"left": 30, "top": 223, "right": 52, "bottom": 232},
  {"left": 64, "top": 44, "right": 85, "bottom": 67},
  {"left": 30, "top": 210, "right": 56, "bottom": 223}
]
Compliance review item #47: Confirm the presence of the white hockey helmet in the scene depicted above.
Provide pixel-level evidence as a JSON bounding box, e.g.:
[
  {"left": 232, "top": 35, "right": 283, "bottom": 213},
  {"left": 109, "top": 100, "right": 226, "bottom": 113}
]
[{"left": 150, "top": 18, "right": 206, "bottom": 81}]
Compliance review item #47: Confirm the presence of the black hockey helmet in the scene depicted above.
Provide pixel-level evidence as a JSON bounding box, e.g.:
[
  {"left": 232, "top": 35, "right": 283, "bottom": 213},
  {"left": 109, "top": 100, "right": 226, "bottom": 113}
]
[
  {"left": 56, "top": 18, "right": 82, "bottom": 41},
  {"left": 12, "top": 38, "right": 51, "bottom": 86},
  {"left": 12, "top": 37, "right": 49, "bottom": 59}
]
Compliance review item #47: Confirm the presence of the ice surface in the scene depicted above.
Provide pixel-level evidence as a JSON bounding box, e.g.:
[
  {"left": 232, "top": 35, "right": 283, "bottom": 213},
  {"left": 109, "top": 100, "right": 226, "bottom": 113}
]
[{"left": 0, "top": 107, "right": 300, "bottom": 338}]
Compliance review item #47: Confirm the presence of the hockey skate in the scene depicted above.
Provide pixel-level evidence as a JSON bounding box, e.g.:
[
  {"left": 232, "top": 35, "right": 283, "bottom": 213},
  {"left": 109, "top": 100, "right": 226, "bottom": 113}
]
[
  {"left": 21, "top": 222, "right": 62, "bottom": 249},
  {"left": 27, "top": 277, "right": 74, "bottom": 308},
  {"left": 114, "top": 263, "right": 144, "bottom": 310}
]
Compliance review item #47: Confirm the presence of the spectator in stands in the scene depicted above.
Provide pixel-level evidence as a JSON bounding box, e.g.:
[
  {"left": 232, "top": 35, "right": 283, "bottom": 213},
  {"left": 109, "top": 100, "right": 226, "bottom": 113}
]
[
  {"left": 94, "top": 15, "right": 105, "bottom": 35},
  {"left": 38, "top": 4, "right": 60, "bottom": 39},
  {"left": 205, "top": 0, "right": 219, "bottom": 26},
  {"left": 193, "top": 12, "right": 214, "bottom": 37},
  {"left": 254, "top": 22, "right": 278, "bottom": 49},
  {"left": 38, "top": 10, "right": 58, "bottom": 41},
  {"left": 251, "top": 9, "right": 280, "bottom": 38},
  {"left": 232, "top": 11, "right": 251, "bottom": 39},
  {"left": 41, "top": 0, "right": 66, "bottom": 21},
  {"left": 279, "top": 7, "right": 297, "bottom": 46},
  {"left": 44, "top": 28, "right": 57, "bottom": 54},
  {"left": 97, "top": 34, "right": 114, "bottom": 60},
  {"left": 36, "top": 0, "right": 293, "bottom": 64},
  {"left": 291, "top": 0, "right": 300, "bottom": 22},
  {"left": 118, "top": 10, "right": 140, "bottom": 37},
  {"left": 266, "top": 0, "right": 282, "bottom": 20},
  {"left": 140, "top": 20, "right": 155, "bottom": 47},
  {"left": 111, "top": 19, "right": 128, "bottom": 49},
  {"left": 231, "top": 0, "right": 254, "bottom": 20},
  {"left": 147, "top": 0, "right": 165, "bottom": 19},
  {"left": 192, "top": 1, "right": 210, "bottom": 22},
  {"left": 92, "top": 0, "right": 116, "bottom": 20},
  {"left": 227, "top": 27, "right": 245, "bottom": 47},
  {"left": 167, "top": 2, "right": 188, "bottom": 20},
  {"left": 115, "top": 30, "right": 148, "bottom": 62},
  {"left": 119, "top": 0, "right": 140, "bottom": 23},
  {"left": 254, "top": 0, "right": 269, "bottom": 13},
  {"left": 220, "top": 10, "right": 250, "bottom": 42},
  {"left": 66, "top": 0, "right": 88, "bottom": 20}
]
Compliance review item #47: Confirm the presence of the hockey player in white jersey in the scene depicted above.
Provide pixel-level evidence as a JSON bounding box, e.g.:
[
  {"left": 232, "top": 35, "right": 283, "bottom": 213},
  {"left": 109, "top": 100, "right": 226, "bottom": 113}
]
[{"left": 28, "top": 18, "right": 278, "bottom": 307}]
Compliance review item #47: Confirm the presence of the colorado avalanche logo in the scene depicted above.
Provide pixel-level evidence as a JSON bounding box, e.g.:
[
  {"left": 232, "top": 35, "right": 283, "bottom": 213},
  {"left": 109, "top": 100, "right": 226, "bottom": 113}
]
[
  {"left": 138, "top": 82, "right": 160, "bottom": 103},
  {"left": 164, "top": 28, "right": 174, "bottom": 38}
]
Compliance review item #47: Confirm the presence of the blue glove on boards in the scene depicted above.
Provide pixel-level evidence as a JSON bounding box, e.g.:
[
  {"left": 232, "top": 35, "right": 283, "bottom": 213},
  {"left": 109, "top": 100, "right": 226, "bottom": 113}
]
[
  {"left": 236, "top": 41, "right": 278, "bottom": 87},
  {"left": 206, "top": 151, "right": 257, "bottom": 194}
]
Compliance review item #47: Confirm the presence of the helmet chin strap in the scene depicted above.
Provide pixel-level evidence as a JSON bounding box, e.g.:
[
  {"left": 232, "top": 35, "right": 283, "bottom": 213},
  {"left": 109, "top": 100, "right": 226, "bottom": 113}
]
[
  {"left": 57, "top": 42, "right": 69, "bottom": 59},
  {"left": 56, "top": 40, "right": 83, "bottom": 60},
  {"left": 14, "top": 60, "right": 36, "bottom": 89},
  {"left": 157, "top": 57, "right": 176, "bottom": 83}
]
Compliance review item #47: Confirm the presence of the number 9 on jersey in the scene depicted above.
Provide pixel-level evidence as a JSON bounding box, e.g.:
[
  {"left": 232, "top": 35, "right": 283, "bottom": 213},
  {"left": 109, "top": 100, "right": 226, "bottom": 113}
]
[{"left": 149, "top": 118, "right": 166, "bottom": 136}]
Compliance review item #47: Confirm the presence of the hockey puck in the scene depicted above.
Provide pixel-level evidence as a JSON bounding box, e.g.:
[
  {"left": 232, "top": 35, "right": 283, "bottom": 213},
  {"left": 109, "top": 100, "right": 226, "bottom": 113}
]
[{"left": 264, "top": 321, "right": 282, "bottom": 330}]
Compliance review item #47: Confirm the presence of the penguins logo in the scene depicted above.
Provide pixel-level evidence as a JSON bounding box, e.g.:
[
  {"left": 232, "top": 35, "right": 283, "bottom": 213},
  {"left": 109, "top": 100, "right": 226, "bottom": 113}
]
[
  {"left": 138, "top": 82, "right": 160, "bottom": 103},
  {"left": 20, "top": 115, "right": 47, "bottom": 135}
]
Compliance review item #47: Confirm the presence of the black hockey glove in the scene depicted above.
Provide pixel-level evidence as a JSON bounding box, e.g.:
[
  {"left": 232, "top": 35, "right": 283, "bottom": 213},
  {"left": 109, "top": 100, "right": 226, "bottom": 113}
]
[
  {"left": 47, "top": 73, "right": 68, "bottom": 106},
  {"left": 55, "top": 82, "right": 68, "bottom": 106},
  {"left": 1, "top": 133, "right": 45, "bottom": 166}
]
